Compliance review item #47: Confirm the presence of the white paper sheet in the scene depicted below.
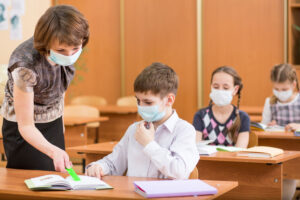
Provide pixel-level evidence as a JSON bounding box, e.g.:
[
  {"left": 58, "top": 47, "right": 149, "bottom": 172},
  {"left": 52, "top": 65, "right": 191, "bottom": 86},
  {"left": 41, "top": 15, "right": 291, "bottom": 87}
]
[
  {"left": 11, "top": 0, "right": 25, "bottom": 15},
  {"left": 0, "top": 0, "right": 9, "bottom": 30},
  {"left": 10, "top": 9, "right": 22, "bottom": 40}
]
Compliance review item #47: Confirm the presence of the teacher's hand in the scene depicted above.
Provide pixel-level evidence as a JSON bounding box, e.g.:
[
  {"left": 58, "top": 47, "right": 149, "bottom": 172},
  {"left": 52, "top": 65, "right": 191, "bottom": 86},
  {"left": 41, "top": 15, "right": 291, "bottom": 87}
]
[{"left": 51, "top": 146, "right": 72, "bottom": 172}]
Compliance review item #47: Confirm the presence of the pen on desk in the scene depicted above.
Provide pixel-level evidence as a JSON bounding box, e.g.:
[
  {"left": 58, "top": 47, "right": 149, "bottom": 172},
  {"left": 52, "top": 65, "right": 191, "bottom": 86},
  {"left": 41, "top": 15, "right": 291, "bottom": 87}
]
[{"left": 144, "top": 121, "right": 150, "bottom": 129}]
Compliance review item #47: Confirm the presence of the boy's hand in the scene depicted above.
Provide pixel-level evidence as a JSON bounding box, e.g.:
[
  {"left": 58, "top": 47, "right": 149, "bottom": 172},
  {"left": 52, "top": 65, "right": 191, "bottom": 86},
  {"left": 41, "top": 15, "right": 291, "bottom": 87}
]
[
  {"left": 135, "top": 121, "right": 155, "bottom": 147},
  {"left": 285, "top": 123, "right": 300, "bottom": 132},
  {"left": 85, "top": 164, "right": 104, "bottom": 179}
]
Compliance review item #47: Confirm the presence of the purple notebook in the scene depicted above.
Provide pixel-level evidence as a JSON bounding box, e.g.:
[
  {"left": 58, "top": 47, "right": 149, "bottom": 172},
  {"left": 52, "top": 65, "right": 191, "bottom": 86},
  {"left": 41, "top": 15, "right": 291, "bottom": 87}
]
[{"left": 133, "top": 179, "right": 218, "bottom": 198}]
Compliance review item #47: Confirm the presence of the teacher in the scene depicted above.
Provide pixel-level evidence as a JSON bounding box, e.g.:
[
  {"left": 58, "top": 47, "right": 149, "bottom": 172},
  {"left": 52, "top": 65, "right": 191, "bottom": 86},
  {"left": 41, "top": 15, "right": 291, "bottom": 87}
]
[{"left": 0, "top": 5, "right": 89, "bottom": 172}]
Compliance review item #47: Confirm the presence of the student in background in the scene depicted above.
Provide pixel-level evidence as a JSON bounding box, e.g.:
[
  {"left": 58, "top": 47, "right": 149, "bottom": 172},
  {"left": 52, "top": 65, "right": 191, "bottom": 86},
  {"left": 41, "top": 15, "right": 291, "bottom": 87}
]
[
  {"left": 193, "top": 66, "right": 250, "bottom": 148},
  {"left": 262, "top": 63, "right": 300, "bottom": 131},
  {"left": 1, "top": 5, "right": 89, "bottom": 172},
  {"left": 86, "top": 62, "right": 199, "bottom": 179},
  {"left": 261, "top": 63, "right": 298, "bottom": 200}
]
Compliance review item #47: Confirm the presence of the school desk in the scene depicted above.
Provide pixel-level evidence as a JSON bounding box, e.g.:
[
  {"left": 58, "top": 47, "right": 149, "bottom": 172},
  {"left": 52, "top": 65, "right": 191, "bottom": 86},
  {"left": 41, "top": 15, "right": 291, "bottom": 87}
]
[
  {"left": 253, "top": 131, "right": 300, "bottom": 179},
  {"left": 63, "top": 116, "right": 109, "bottom": 158},
  {"left": 240, "top": 106, "right": 263, "bottom": 122},
  {"left": 67, "top": 141, "right": 117, "bottom": 164},
  {"left": 96, "top": 105, "right": 139, "bottom": 142},
  {"left": 0, "top": 168, "right": 238, "bottom": 200},
  {"left": 197, "top": 151, "right": 300, "bottom": 200}
]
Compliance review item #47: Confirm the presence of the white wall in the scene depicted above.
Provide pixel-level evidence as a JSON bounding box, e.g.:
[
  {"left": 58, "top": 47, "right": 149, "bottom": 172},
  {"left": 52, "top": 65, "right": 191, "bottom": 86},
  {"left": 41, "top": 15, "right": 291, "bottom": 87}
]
[{"left": 0, "top": 0, "right": 51, "bottom": 64}]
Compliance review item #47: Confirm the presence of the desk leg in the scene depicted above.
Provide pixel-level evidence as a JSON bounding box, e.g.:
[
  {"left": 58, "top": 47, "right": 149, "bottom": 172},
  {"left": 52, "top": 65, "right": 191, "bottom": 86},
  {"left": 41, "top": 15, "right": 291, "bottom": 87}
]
[
  {"left": 283, "top": 157, "right": 300, "bottom": 179},
  {"left": 198, "top": 161, "right": 282, "bottom": 200}
]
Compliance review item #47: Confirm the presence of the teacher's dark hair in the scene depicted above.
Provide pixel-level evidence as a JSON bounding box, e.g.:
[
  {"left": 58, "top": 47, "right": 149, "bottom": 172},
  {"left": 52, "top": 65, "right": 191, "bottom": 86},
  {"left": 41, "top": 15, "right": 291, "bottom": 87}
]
[{"left": 34, "top": 5, "right": 89, "bottom": 55}]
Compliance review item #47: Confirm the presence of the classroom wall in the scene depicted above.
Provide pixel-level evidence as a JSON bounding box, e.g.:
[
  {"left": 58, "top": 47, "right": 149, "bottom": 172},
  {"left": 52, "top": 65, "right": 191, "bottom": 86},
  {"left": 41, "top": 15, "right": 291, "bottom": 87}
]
[
  {"left": 54, "top": 0, "right": 122, "bottom": 105},
  {"left": 123, "top": 0, "right": 198, "bottom": 122},
  {"left": 202, "top": 0, "right": 284, "bottom": 107},
  {"left": 55, "top": 0, "right": 198, "bottom": 122},
  {"left": 54, "top": 0, "right": 285, "bottom": 122},
  {"left": 0, "top": 0, "right": 51, "bottom": 64}
]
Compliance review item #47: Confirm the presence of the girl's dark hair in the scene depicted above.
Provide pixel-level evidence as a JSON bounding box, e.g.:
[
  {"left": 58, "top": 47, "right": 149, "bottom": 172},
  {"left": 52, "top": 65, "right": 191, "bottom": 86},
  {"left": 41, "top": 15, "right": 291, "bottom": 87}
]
[
  {"left": 270, "top": 63, "right": 299, "bottom": 104},
  {"left": 34, "top": 5, "right": 89, "bottom": 55},
  {"left": 209, "top": 66, "right": 243, "bottom": 144}
]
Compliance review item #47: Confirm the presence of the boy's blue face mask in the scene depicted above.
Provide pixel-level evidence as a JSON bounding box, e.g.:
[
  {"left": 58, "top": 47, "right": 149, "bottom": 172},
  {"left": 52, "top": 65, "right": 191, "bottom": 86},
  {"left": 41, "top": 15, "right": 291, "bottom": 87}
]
[
  {"left": 48, "top": 48, "right": 82, "bottom": 66},
  {"left": 137, "top": 104, "right": 166, "bottom": 122}
]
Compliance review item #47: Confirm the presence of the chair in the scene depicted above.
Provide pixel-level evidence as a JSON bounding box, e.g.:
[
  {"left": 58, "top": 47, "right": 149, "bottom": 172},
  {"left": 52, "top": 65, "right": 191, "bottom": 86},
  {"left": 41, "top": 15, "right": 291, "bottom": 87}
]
[
  {"left": 64, "top": 105, "right": 100, "bottom": 144},
  {"left": 116, "top": 96, "right": 136, "bottom": 107},
  {"left": 189, "top": 167, "right": 199, "bottom": 179},
  {"left": 64, "top": 105, "right": 100, "bottom": 168},
  {"left": 64, "top": 105, "right": 100, "bottom": 128},
  {"left": 248, "top": 131, "right": 258, "bottom": 148},
  {"left": 70, "top": 96, "right": 107, "bottom": 107}
]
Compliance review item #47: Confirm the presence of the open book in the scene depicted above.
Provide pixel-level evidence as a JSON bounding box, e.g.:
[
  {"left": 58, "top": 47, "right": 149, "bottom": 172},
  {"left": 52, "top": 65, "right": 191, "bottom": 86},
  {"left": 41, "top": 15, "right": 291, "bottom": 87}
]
[
  {"left": 196, "top": 140, "right": 217, "bottom": 155},
  {"left": 237, "top": 146, "right": 283, "bottom": 158},
  {"left": 197, "top": 142, "right": 246, "bottom": 155},
  {"left": 134, "top": 179, "right": 217, "bottom": 198},
  {"left": 25, "top": 174, "right": 113, "bottom": 190},
  {"left": 250, "top": 122, "right": 285, "bottom": 132}
]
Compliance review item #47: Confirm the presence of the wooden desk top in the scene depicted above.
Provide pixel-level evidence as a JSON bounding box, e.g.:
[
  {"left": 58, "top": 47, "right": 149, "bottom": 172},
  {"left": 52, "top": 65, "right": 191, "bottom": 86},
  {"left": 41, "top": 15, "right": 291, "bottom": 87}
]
[
  {"left": 64, "top": 116, "right": 109, "bottom": 126},
  {"left": 67, "top": 141, "right": 117, "bottom": 154},
  {"left": 240, "top": 106, "right": 263, "bottom": 115},
  {"left": 249, "top": 115, "right": 262, "bottom": 122},
  {"left": 200, "top": 151, "right": 300, "bottom": 164},
  {"left": 0, "top": 168, "right": 238, "bottom": 200},
  {"left": 97, "top": 105, "right": 137, "bottom": 114},
  {"left": 254, "top": 131, "right": 300, "bottom": 140}
]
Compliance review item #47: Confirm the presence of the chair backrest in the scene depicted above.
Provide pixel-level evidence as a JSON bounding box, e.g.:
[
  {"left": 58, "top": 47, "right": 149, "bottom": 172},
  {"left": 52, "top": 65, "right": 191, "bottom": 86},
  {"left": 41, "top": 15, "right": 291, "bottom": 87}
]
[
  {"left": 248, "top": 131, "right": 258, "bottom": 148},
  {"left": 189, "top": 167, "right": 199, "bottom": 179},
  {"left": 116, "top": 96, "right": 136, "bottom": 107},
  {"left": 70, "top": 96, "right": 107, "bottom": 107},
  {"left": 64, "top": 105, "right": 100, "bottom": 128}
]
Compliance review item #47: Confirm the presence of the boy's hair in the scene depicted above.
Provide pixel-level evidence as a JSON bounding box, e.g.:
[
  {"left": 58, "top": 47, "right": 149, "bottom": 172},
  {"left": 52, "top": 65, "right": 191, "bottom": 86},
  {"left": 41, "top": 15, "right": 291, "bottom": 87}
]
[
  {"left": 209, "top": 66, "right": 243, "bottom": 144},
  {"left": 270, "top": 63, "right": 299, "bottom": 104},
  {"left": 34, "top": 5, "right": 89, "bottom": 55},
  {"left": 134, "top": 62, "right": 178, "bottom": 97}
]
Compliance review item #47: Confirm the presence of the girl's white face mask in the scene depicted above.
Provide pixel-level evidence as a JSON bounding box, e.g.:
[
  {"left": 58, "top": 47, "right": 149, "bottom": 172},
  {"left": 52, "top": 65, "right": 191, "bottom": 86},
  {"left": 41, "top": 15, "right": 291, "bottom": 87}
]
[
  {"left": 209, "top": 88, "right": 233, "bottom": 106},
  {"left": 273, "top": 89, "right": 293, "bottom": 102}
]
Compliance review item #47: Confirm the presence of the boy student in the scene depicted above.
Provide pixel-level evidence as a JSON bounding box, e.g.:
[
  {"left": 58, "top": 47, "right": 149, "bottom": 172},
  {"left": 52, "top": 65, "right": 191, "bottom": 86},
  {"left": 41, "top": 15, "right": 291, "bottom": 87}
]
[{"left": 86, "top": 62, "right": 199, "bottom": 179}]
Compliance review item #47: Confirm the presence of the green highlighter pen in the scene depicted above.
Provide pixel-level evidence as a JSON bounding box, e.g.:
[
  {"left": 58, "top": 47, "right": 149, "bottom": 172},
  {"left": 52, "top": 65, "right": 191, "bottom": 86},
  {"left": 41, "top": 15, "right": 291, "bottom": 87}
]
[{"left": 66, "top": 167, "right": 81, "bottom": 181}]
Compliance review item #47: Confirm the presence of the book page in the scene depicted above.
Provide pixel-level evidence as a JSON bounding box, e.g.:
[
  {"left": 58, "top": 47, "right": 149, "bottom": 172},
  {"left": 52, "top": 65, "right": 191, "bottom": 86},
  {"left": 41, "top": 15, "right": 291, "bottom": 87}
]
[
  {"left": 66, "top": 175, "right": 108, "bottom": 190},
  {"left": 30, "top": 175, "right": 67, "bottom": 187}
]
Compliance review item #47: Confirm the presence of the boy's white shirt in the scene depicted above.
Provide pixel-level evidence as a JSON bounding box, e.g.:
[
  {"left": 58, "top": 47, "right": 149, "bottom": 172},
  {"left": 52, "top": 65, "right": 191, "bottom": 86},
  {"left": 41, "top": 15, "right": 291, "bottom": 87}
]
[
  {"left": 261, "top": 94, "right": 300, "bottom": 124},
  {"left": 87, "top": 110, "right": 199, "bottom": 179}
]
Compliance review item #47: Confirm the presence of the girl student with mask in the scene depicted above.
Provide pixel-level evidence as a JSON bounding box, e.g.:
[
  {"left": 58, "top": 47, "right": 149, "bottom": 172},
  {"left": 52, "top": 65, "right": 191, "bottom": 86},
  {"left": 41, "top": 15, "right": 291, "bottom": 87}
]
[
  {"left": 0, "top": 5, "right": 89, "bottom": 172},
  {"left": 262, "top": 63, "right": 300, "bottom": 131},
  {"left": 261, "top": 63, "right": 298, "bottom": 200},
  {"left": 193, "top": 66, "right": 250, "bottom": 148}
]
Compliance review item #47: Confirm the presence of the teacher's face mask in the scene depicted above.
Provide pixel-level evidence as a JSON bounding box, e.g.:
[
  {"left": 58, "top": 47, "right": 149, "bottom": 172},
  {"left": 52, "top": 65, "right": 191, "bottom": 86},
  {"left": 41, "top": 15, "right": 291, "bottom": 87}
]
[{"left": 48, "top": 48, "right": 82, "bottom": 66}]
